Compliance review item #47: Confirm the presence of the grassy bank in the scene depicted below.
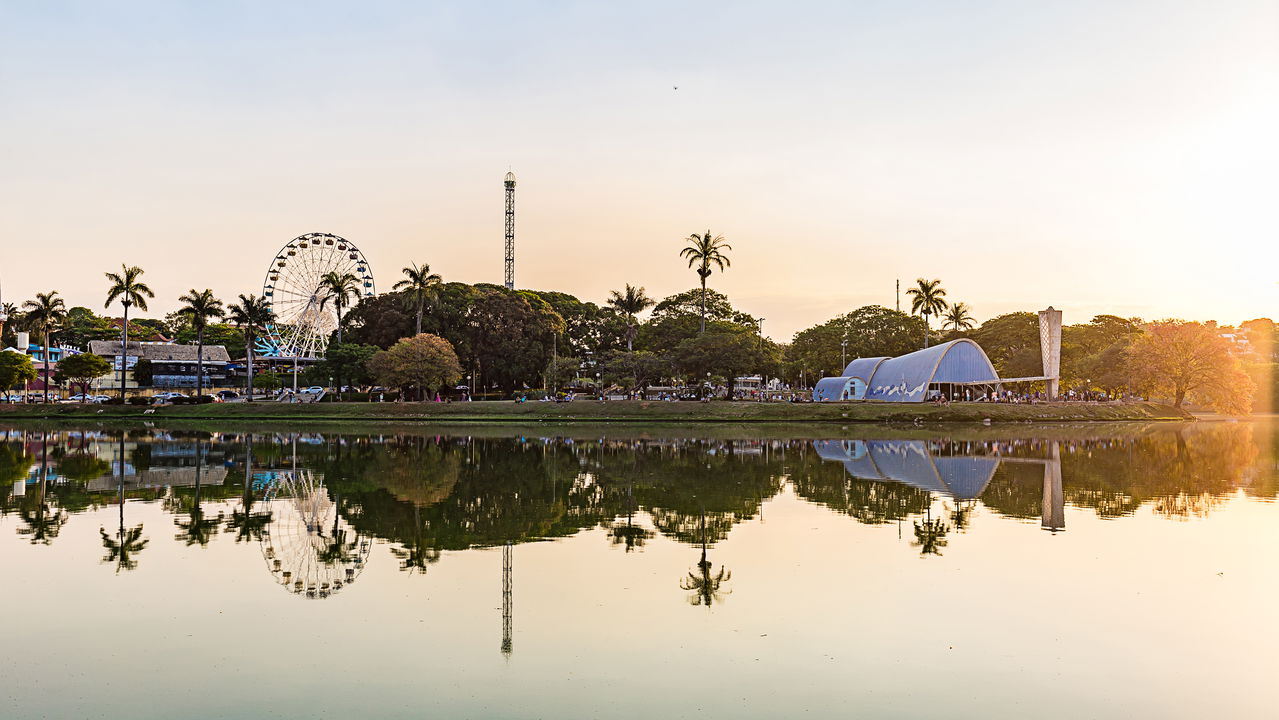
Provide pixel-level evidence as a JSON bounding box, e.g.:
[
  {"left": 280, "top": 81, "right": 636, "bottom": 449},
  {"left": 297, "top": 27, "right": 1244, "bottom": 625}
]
[{"left": 0, "top": 399, "right": 1191, "bottom": 424}]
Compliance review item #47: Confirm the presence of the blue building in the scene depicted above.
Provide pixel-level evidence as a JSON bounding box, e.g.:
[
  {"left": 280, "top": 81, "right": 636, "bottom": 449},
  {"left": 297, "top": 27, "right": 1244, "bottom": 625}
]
[{"left": 813, "top": 339, "right": 1000, "bottom": 403}]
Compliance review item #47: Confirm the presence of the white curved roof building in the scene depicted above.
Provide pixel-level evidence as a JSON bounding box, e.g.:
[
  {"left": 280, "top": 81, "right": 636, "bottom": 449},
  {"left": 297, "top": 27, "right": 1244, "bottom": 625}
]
[{"left": 813, "top": 339, "right": 1000, "bottom": 403}]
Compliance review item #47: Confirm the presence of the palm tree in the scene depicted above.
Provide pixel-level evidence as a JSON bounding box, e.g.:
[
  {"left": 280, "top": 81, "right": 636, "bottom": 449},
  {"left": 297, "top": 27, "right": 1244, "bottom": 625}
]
[
  {"left": 905, "top": 278, "right": 948, "bottom": 348},
  {"left": 607, "top": 284, "right": 655, "bottom": 351},
  {"left": 177, "top": 289, "right": 225, "bottom": 399},
  {"left": 227, "top": 294, "right": 273, "bottom": 402},
  {"left": 319, "top": 271, "right": 361, "bottom": 344},
  {"left": 104, "top": 265, "right": 155, "bottom": 400},
  {"left": 679, "top": 231, "right": 732, "bottom": 334},
  {"left": 392, "top": 263, "right": 443, "bottom": 336},
  {"left": 942, "top": 302, "right": 975, "bottom": 332},
  {"left": 21, "top": 292, "right": 67, "bottom": 403}
]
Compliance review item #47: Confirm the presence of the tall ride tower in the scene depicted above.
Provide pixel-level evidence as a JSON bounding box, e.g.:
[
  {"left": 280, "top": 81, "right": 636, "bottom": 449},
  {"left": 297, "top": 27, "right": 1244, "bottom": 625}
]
[{"left": 503, "top": 171, "right": 516, "bottom": 290}]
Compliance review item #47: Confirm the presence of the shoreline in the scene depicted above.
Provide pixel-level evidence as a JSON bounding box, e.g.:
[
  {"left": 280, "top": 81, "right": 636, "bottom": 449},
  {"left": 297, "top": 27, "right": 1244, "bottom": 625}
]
[{"left": 0, "top": 399, "right": 1193, "bottom": 424}]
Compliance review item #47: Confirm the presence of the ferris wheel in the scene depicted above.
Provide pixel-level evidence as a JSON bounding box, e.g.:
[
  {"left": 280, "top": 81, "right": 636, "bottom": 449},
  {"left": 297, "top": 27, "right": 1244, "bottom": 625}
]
[
  {"left": 258, "top": 468, "right": 371, "bottom": 600},
  {"left": 259, "top": 232, "right": 375, "bottom": 358}
]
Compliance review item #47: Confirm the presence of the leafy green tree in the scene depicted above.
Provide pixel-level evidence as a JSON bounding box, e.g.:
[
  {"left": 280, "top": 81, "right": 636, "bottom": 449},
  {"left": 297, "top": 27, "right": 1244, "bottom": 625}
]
[
  {"left": 319, "top": 271, "right": 362, "bottom": 344},
  {"left": 673, "top": 329, "right": 779, "bottom": 396},
  {"left": 367, "top": 333, "right": 464, "bottom": 400},
  {"left": 786, "top": 306, "right": 925, "bottom": 377},
  {"left": 343, "top": 291, "right": 420, "bottom": 349},
  {"left": 543, "top": 354, "right": 582, "bottom": 392},
  {"left": 58, "top": 307, "right": 119, "bottom": 347},
  {"left": 0, "top": 350, "right": 38, "bottom": 393},
  {"left": 227, "top": 293, "right": 273, "bottom": 401},
  {"left": 905, "top": 278, "right": 948, "bottom": 348},
  {"left": 607, "top": 284, "right": 656, "bottom": 351},
  {"left": 969, "top": 312, "right": 1042, "bottom": 378},
  {"left": 1126, "top": 321, "right": 1255, "bottom": 412},
  {"left": 599, "top": 350, "right": 671, "bottom": 393},
  {"left": 103, "top": 265, "right": 155, "bottom": 400},
  {"left": 131, "top": 358, "right": 153, "bottom": 386},
  {"left": 1061, "top": 314, "right": 1143, "bottom": 393},
  {"left": 679, "top": 231, "right": 732, "bottom": 334},
  {"left": 255, "top": 372, "right": 283, "bottom": 392},
  {"left": 392, "top": 262, "right": 443, "bottom": 336},
  {"left": 324, "top": 342, "right": 378, "bottom": 394},
  {"left": 637, "top": 288, "right": 757, "bottom": 355},
  {"left": 54, "top": 353, "right": 111, "bottom": 396},
  {"left": 461, "top": 287, "right": 565, "bottom": 393},
  {"left": 529, "top": 290, "right": 622, "bottom": 358},
  {"left": 22, "top": 291, "right": 67, "bottom": 402},
  {"left": 177, "top": 288, "right": 225, "bottom": 397}
]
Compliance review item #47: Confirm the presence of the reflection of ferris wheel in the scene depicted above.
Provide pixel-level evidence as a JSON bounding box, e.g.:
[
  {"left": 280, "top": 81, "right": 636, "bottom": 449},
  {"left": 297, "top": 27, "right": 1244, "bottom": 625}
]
[
  {"left": 259, "top": 232, "right": 376, "bottom": 358},
  {"left": 258, "top": 469, "right": 371, "bottom": 600}
]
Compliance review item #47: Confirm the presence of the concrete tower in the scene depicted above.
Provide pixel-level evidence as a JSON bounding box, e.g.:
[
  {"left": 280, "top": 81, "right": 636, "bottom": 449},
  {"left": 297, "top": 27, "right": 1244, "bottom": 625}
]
[
  {"left": 503, "top": 171, "right": 516, "bottom": 290},
  {"left": 1039, "top": 306, "right": 1063, "bottom": 399}
]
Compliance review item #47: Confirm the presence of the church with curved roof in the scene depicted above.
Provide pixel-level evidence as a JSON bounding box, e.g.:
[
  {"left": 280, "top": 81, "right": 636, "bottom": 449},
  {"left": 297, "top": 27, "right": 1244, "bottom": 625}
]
[{"left": 813, "top": 339, "right": 1001, "bottom": 403}]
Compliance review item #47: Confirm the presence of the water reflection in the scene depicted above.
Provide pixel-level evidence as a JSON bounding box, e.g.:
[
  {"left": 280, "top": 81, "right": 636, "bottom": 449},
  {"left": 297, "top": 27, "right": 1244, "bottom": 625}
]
[{"left": 0, "top": 422, "right": 1274, "bottom": 596}]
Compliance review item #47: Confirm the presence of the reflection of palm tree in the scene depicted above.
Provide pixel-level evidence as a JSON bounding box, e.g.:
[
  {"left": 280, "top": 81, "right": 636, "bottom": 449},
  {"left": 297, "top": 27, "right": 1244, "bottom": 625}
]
[
  {"left": 174, "top": 439, "right": 223, "bottom": 547},
  {"left": 100, "top": 525, "right": 148, "bottom": 573},
  {"left": 18, "top": 432, "right": 66, "bottom": 544},
  {"left": 101, "top": 433, "right": 147, "bottom": 572},
  {"left": 227, "top": 434, "right": 272, "bottom": 542},
  {"left": 606, "top": 485, "right": 653, "bottom": 552},
  {"left": 679, "top": 511, "right": 732, "bottom": 606},
  {"left": 948, "top": 501, "right": 974, "bottom": 532},
  {"left": 317, "top": 496, "right": 358, "bottom": 565},
  {"left": 912, "top": 506, "right": 950, "bottom": 556}
]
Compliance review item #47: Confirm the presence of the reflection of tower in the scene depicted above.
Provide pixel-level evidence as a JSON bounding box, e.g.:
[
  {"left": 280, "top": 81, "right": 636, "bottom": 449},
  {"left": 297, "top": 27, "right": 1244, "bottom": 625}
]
[
  {"left": 1041, "top": 441, "right": 1065, "bottom": 532},
  {"left": 1039, "top": 307, "right": 1063, "bottom": 399},
  {"left": 501, "top": 542, "right": 513, "bottom": 656},
  {"left": 503, "top": 172, "right": 516, "bottom": 290}
]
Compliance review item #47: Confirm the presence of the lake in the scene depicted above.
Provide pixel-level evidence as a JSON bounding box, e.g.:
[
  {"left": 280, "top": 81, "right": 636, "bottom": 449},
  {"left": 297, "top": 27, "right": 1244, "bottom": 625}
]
[{"left": 1, "top": 421, "right": 1275, "bottom": 719}]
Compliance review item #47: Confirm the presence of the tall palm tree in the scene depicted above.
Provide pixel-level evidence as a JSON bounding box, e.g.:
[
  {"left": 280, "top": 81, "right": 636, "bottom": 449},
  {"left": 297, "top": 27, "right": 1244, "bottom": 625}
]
[
  {"left": 607, "top": 284, "right": 655, "bottom": 351},
  {"left": 227, "top": 294, "right": 273, "bottom": 401},
  {"left": 177, "top": 289, "right": 225, "bottom": 399},
  {"left": 319, "top": 271, "right": 361, "bottom": 344},
  {"left": 679, "top": 231, "right": 732, "bottom": 334},
  {"left": 104, "top": 265, "right": 155, "bottom": 400},
  {"left": 905, "top": 278, "right": 948, "bottom": 349},
  {"left": 21, "top": 292, "right": 67, "bottom": 403},
  {"left": 942, "top": 302, "right": 975, "bottom": 332},
  {"left": 392, "top": 263, "right": 443, "bottom": 336}
]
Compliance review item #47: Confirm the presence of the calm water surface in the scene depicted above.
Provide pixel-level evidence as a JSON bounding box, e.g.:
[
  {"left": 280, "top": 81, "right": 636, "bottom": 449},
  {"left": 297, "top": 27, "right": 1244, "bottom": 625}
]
[{"left": 1, "top": 421, "right": 1275, "bottom": 719}]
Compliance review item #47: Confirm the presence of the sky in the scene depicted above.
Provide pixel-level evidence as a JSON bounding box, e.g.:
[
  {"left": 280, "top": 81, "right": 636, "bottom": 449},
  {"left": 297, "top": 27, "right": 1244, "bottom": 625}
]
[{"left": 1, "top": 0, "right": 1275, "bottom": 340}]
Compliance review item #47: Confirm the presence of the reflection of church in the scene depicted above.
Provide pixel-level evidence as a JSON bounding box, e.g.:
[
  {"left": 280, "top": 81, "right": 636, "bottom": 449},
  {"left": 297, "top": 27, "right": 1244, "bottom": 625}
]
[{"left": 812, "top": 439, "right": 1065, "bottom": 532}]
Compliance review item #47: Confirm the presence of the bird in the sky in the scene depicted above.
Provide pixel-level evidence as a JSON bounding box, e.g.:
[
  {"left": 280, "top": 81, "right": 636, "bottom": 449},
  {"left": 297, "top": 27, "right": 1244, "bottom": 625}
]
[{"left": 673, "top": 86, "right": 678, "bottom": 90}]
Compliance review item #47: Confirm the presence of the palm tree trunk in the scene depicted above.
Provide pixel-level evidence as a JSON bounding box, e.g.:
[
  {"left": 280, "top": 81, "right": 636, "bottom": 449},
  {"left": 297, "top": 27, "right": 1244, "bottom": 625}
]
[
  {"left": 336, "top": 301, "right": 344, "bottom": 344},
  {"left": 415, "top": 297, "right": 424, "bottom": 336},
  {"left": 42, "top": 330, "right": 51, "bottom": 403},
  {"left": 626, "top": 320, "right": 634, "bottom": 352},
  {"left": 119, "top": 303, "right": 130, "bottom": 401},
  {"left": 246, "top": 335, "right": 255, "bottom": 402},
  {"left": 196, "top": 328, "right": 204, "bottom": 398},
  {"left": 923, "top": 313, "right": 930, "bottom": 349},
  {"left": 699, "top": 276, "right": 707, "bottom": 334}
]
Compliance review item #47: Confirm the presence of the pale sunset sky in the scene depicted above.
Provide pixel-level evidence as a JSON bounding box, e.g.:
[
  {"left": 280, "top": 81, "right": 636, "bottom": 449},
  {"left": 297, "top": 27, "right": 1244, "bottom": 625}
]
[{"left": 1, "top": 0, "right": 1275, "bottom": 339}]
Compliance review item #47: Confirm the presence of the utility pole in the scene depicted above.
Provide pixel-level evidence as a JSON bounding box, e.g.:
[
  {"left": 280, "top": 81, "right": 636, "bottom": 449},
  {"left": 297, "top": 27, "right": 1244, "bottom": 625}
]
[{"left": 896, "top": 279, "right": 900, "bottom": 313}]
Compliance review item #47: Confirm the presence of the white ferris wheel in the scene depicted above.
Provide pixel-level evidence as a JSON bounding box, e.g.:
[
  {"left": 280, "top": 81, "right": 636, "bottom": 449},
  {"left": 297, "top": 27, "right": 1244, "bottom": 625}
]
[{"left": 259, "top": 232, "right": 375, "bottom": 358}]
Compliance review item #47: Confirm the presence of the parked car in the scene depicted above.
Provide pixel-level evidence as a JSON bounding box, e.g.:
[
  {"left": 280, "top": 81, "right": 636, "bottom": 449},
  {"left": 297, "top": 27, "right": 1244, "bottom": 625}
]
[
  {"left": 216, "top": 390, "right": 239, "bottom": 400},
  {"left": 152, "top": 392, "right": 187, "bottom": 403},
  {"left": 65, "top": 394, "right": 104, "bottom": 403},
  {"left": 301, "top": 386, "right": 325, "bottom": 394}
]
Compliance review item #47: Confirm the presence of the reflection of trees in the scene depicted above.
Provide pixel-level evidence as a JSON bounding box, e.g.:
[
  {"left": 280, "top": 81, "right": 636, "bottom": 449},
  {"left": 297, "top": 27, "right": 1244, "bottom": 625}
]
[
  {"left": 790, "top": 452, "right": 932, "bottom": 525},
  {"left": 604, "top": 485, "right": 652, "bottom": 552}
]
